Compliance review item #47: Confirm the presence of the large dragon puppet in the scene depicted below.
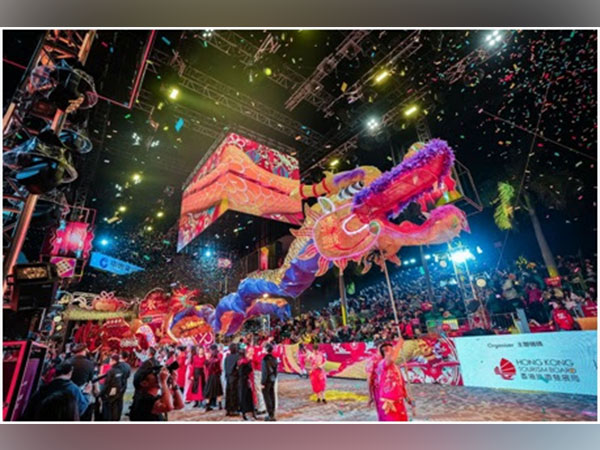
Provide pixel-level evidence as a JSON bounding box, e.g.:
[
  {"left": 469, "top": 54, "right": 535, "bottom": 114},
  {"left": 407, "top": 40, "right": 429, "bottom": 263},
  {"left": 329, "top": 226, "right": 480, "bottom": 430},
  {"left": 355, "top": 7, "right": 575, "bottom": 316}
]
[{"left": 204, "top": 138, "right": 468, "bottom": 335}]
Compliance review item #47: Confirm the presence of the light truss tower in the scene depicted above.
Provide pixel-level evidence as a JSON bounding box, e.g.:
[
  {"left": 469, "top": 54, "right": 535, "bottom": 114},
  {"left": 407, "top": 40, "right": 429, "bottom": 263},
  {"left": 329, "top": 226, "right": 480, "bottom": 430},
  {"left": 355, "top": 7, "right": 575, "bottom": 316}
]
[
  {"left": 284, "top": 31, "right": 370, "bottom": 112},
  {"left": 3, "top": 30, "right": 97, "bottom": 291}
]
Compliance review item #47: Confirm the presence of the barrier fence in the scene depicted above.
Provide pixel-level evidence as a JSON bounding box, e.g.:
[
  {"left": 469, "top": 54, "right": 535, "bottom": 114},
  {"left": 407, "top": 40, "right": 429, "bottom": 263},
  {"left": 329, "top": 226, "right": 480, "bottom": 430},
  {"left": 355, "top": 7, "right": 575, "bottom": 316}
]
[{"left": 277, "top": 331, "right": 597, "bottom": 396}]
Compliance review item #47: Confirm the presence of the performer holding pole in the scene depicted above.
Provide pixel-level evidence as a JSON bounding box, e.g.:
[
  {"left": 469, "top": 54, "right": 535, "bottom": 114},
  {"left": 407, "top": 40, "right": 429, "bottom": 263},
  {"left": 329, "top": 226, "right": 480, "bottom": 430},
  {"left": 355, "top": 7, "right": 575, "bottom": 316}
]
[
  {"left": 374, "top": 338, "right": 415, "bottom": 421},
  {"left": 379, "top": 249, "right": 416, "bottom": 417}
]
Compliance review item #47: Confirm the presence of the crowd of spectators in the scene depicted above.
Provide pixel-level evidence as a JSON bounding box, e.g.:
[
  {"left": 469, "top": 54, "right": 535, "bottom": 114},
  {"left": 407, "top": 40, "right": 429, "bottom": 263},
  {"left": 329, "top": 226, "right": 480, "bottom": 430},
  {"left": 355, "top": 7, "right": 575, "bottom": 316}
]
[
  {"left": 241, "top": 254, "right": 597, "bottom": 344},
  {"left": 79, "top": 226, "right": 246, "bottom": 301}
]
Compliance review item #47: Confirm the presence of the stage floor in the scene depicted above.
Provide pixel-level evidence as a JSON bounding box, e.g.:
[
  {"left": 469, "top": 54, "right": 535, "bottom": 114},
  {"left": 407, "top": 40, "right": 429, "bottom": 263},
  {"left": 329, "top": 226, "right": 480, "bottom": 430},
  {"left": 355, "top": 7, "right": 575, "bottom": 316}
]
[{"left": 125, "top": 374, "right": 596, "bottom": 422}]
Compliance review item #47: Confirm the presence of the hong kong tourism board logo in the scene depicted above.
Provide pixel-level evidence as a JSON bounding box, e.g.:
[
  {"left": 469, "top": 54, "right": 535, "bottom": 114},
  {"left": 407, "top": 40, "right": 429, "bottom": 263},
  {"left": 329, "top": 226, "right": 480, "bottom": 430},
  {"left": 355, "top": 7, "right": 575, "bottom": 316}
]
[
  {"left": 494, "top": 358, "right": 517, "bottom": 380},
  {"left": 494, "top": 357, "right": 579, "bottom": 383}
]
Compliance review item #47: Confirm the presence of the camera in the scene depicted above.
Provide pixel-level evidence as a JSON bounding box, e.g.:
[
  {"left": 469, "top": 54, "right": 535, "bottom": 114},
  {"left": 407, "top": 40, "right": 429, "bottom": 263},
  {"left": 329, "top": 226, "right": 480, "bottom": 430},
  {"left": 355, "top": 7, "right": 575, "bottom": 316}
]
[
  {"left": 151, "top": 360, "right": 179, "bottom": 375},
  {"left": 151, "top": 361, "right": 180, "bottom": 388}
]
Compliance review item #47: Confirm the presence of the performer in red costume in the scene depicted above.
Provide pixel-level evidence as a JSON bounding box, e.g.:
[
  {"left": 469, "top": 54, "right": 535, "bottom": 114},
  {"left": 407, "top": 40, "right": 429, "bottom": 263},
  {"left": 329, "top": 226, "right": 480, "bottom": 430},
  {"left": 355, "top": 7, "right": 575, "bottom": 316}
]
[
  {"left": 366, "top": 344, "right": 383, "bottom": 411},
  {"left": 297, "top": 344, "right": 307, "bottom": 378},
  {"left": 175, "top": 347, "right": 188, "bottom": 392},
  {"left": 307, "top": 343, "right": 327, "bottom": 403},
  {"left": 374, "top": 338, "right": 414, "bottom": 422},
  {"left": 186, "top": 346, "right": 206, "bottom": 407}
]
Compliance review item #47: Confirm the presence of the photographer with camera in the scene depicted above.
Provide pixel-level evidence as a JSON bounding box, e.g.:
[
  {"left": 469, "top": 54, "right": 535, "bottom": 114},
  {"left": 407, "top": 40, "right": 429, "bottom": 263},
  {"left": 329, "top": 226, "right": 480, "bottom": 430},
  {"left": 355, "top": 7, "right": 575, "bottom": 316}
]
[{"left": 129, "top": 363, "right": 184, "bottom": 421}]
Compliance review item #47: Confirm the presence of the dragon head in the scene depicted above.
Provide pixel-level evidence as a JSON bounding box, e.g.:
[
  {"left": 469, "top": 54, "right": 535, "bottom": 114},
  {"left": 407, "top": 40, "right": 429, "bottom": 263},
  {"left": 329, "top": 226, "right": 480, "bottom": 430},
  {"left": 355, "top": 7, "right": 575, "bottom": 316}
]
[{"left": 298, "top": 139, "right": 468, "bottom": 271}]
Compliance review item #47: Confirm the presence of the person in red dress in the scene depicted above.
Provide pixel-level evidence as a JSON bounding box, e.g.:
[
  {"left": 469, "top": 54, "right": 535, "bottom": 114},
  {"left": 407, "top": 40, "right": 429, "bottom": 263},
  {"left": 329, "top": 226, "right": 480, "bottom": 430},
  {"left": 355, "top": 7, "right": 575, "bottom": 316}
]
[
  {"left": 175, "top": 348, "right": 188, "bottom": 391},
  {"left": 186, "top": 346, "right": 206, "bottom": 407},
  {"left": 366, "top": 343, "right": 383, "bottom": 411},
  {"left": 307, "top": 343, "right": 327, "bottom": 403}
]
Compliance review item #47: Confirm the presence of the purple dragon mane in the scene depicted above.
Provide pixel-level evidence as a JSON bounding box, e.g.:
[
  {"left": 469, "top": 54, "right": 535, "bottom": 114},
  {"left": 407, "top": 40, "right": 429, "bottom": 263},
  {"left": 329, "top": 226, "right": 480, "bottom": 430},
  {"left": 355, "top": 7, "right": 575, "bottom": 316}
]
[
  {"left": 333, "top": 168, "right": 365, "bottom": 186},
  {"left": 352, "top": 139, "right": 455, "bottom": 217}
]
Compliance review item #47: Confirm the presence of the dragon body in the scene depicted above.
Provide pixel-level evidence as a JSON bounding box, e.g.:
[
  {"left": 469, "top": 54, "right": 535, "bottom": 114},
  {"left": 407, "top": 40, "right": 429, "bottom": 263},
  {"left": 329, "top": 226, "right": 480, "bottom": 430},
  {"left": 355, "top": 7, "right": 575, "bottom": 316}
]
[{"left": 209, "top": 138, "right": 468, "bottom": 335}]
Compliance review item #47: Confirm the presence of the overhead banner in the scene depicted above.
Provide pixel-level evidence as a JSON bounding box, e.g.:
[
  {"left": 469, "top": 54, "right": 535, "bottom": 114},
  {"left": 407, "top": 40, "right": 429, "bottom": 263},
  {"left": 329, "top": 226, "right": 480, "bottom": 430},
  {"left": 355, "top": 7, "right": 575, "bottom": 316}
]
[
  {"left": 89, "top": 252, "right": 144, "bottom": 276},
  {"left": 454, "top": 331, "right": 597, "bottom": 396}
]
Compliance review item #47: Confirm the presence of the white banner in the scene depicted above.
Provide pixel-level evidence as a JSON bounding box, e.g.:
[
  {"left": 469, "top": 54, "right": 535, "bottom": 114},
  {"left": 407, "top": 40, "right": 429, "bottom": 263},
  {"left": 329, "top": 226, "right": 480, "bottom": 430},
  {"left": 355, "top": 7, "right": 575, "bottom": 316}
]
[{"left": 454, "top": 331, "right": 597, "bottom": 396}]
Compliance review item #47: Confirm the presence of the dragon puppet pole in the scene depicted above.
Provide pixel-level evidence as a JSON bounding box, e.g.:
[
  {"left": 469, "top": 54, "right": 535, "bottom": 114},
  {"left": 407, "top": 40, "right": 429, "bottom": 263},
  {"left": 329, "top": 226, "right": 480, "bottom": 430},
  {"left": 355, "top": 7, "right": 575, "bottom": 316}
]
[
  {"left": 379, "top": 250, "right": 415, "bottom": 415},
  {"left": 420, "top": 245, "right": 435, "bottom": 303},
  {"left": 338, "top": 268, "right": 348, "bottom": 327}
]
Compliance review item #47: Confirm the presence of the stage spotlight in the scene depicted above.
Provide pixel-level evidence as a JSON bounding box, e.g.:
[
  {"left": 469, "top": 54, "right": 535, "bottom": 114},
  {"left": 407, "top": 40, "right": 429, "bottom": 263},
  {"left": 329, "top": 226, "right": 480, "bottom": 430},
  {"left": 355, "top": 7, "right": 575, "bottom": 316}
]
[
  {"left": 118, "top": 205, "right": 127, "bottom": 213},
  {"left": 486, "top": 30, "right": 503, "bottom": 47},
  {"left": 329, "top": 159, "right": 340, "bottom": 167},
  {"left": 156, "top": 211, "right": 164, "bottom": 218},
  {"left": 409, "top": 258, "right": 417, "bottom": 264},
  {"left": 168, "top": 87, "right": 180, "bottom": 100},
  {"left": 424, "top": 254, "right": 431, "bottom": 260},
  {"left": 403, "top": 260, "right": 409, "bottom": 266},
  {"left": 202, "top": 29, "right": 214, "bottom": 39},
  {"left": 204, "top": 249, "right": 212, "bottom": 257},
  {"left": 404, "top": 105, "right": 418, "bottom": 117},
  {"left": 374, "top": 69, "right": 391, "bottom": 84},
  {"left": 476, "top": 246, "right": 483, "bottom": 254},
  {"left": 132, "top": 173, "right": 142, "bottom": 184},
  {"left": 99, "top": 238, "right": 109, "bottom": 247},
  {"left": 450, "top": 249, "right": 475, "bottom": 264},
  {"left": 262, "top": 293, "right": 269, "bottom": 298},
  {"left": 264, "top": 67, "right": 273, "bottom": 76},
  {"left": 366, "top": 117, "right": 381, "bottom": 132},
  {"left": 145, "top": 225, "right": 153, "bottom": 232}
]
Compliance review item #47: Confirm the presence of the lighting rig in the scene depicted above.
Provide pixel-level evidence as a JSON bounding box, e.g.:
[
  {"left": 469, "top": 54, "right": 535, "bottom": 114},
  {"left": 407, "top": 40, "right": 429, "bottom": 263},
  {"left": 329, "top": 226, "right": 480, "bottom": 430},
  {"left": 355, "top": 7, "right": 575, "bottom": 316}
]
[
  {"left": 3, "top": 30, "right": 99, "bottom": 307},
  {"left": 284, "top": 31, "right": 370, "bottom": 112},
  {"left": 190, "top": 30, "right": 335, "bottom": 110}
]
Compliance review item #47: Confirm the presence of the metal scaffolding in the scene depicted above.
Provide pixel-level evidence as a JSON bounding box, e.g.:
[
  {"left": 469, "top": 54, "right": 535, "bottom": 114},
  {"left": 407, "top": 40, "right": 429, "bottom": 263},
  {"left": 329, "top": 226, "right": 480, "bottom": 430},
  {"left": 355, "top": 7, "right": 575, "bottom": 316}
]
[
  {"left": 303, "top": 86, "right": 429, "bottom": 173},
  {"left": 441, "top": 31, "right": 512, "bottom": 85},
  {"left": 132, "top": 92, "right": 299, "bottom": 176},
  {"left": 194, "top": 30, "right": 335, "bottom": 110},
  {"left": 322, "top": 31, "right": 423, "bottom": 117},
  {"left": 151, "top": 49, "right": 325, "bottom": 149},
  {"left": 284, "top": 31, "right": 371, "bottom": 111},
  {"left": 3, "top": 30, "right": 97, "bottom": 295}
]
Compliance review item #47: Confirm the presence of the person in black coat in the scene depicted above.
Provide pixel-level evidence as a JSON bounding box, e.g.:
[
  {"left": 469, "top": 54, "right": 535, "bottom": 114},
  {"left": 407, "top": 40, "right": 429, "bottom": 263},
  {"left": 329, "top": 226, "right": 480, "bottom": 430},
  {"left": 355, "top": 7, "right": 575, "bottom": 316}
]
[
  {"left": 65, "top": 344, "right": 96, "bottom": 420},
  {"left": 100, "top": 354, "right": 130, "bottom": 421},
  {"left": 237, "top": 348, "right": 256, "bottom": 421},
  {"left": 261, "top": 343, "right": 278, "bottom": 421},
  {"left": 223, "top": 343, "right": 240, "bottom": 416}
]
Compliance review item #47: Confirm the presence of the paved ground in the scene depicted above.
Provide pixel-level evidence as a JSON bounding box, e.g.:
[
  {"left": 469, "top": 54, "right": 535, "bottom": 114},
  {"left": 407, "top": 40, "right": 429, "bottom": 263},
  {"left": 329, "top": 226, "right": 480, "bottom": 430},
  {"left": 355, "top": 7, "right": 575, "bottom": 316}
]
[{"left": 127, "top": 374, "right": 596, "bottom": 422}]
